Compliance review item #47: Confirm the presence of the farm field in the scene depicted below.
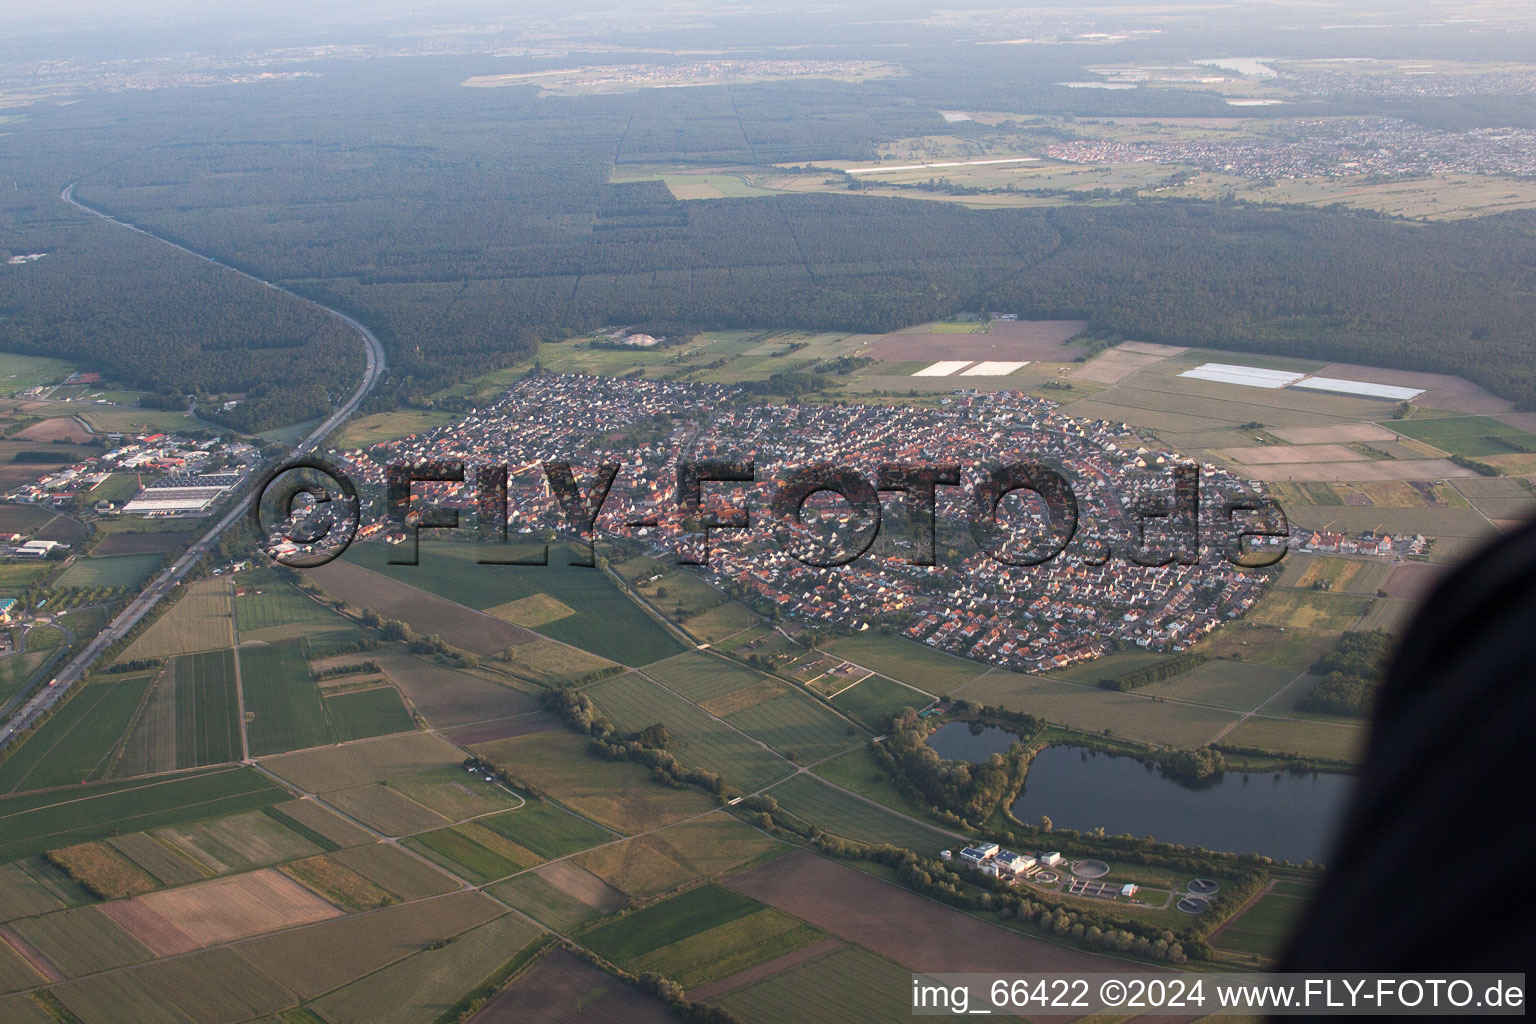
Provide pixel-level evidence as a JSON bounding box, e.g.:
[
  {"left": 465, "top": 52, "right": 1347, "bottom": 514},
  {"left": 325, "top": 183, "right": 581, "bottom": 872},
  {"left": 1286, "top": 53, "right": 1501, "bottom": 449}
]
[
  {"left": 0, "top": 674, "right": 152, "bottom": 794},
  {"left": 259, "top": 731, "right": 464, "bottom": 793},
  {"left": 235, "top": 889, "right": 504, "bottom": 1000},
  {"left": 587, "top": 673, "right": 793, "bottom": 791},
  {"left": 265, "top": 799, "right": 374, "bottom": 850},
  {"left": 233, "top": 581, "right": 346, "bottom": 639},
  {"left": 54, "top": 553, "right": 160, "bottom": 589},
  {"left": 240, "top": 639, "right": 333, "bottom": 756},
  {"left": 488, "top": 869, "right": 618, "bottom": 932},
  {"left": 475, "top": 947, "right": 676, "bottom": 1024},
  {"left": 309, "top": 913, "right": 541, "bottom": 1024},
  {"left": 500, "top": 636, "right": 618, "bottom": 687},
  {"left": 824, "top": 633, "right": 987, "bottom": 693},
  {"left": 326, "top": 783, "right": 452, "bottom": 836},
  {"left": 1138, "top": 660, "right": 1300, "bottom": 711},
  {"left": 151, "top": 807, "right": 324, "bottom": 875},
  {"left": 725, "top": 849, "right": 1117, "bottom": 974},
  {"left": 828, "top": 673, "right": 932, "bottom": 727},
  {"left": 1223, "top": 716, "right": 1368, "bottom": 763},
  {"left": 49, "top": 945, "right": 293, "bottom": 1024},
  {"left": 954, "top": 669, "right": 1242, "bottom": 747},
  {"left": 118, "top": 868, "right": 342, "bottom": 950},
  {"left": 174, "top": 648, "right": 241, "bottom": 767},
  {"left": 117, "top": 578, "right": 233, "bottom": 660},
  {"left": 0, "top": 767, "right": 289, "bottom": 861},
  {"left": 331, "top": 407, "right": 458, "bottom": 448},
  {"left": 678, "top": 600, "right": 760, "bottom": 643},
  {"left": 90, "top": 531, "right": 185, "bottom": 556},
  {"left": 472, "top": 801, "right": 613, "bottom": 860},
  {"left": 1387, "top": 414, "right": 1536, "bottom": 457},
  {"left": 766, "top": 774, "right": 953, "bottom": 853},
  {"left": 0, "top": 650, "right": 51, "bottom": 708},
  {"left": 580, "top": 884, "right": 761, "bottom": 963},
  {"left": 1246, "top": 590, "right": 1373, "bottom": 631},
  {"left": 717, "top": 945, "right": 910, "bottom": 1024},
  {"left": 1213, "top": 890, "right": 1312, "bottom": 958},
  {"left": 403, "top": 822, "right": 542, "bottom": 884},
  {"left": 46, "top": 841, "right": 156, "bottom": 899},
  {"left": 388, "top": 764, "right": 522, "bottom": 822},
  {"left": 572, "top": 812, "right": 782, "bottom": 898},
  {"left": 328, "top": 841, "right": 462, "bottom": 900},
  {"left": 356, "top": 650, "right": 542, "bottom": 730},
  {"left": 9, "top": 904, "right": 153, "bottom": 977},
  {"left": 338, "top": 542, "right": 685, "bottom": 665},
  {"left": 642, "top": 651, "right": 777, "bottom": 703},
  {"left": 324, "top": 685, "right": 415, "bottom": 741},
  {"left": 472, "top": 729, "right": 717, "bottom": 833},
  {"left": 1276, "top": 555, "right": 1394, "bottom": 596},
  {"left": 306, "top": 556, "right": 536, "bottom": 656},
  {"left": 0, "top": 858, "right": 91, "bottom": 921},
  {"left": 0, "top": 561, "right": 49, "bottom": 593},
  {"left": 632, "top": 903, "right": 824, "bottom": 990},
  {"left": 103, "top": 832, "right": 208, "bottom": 887}
]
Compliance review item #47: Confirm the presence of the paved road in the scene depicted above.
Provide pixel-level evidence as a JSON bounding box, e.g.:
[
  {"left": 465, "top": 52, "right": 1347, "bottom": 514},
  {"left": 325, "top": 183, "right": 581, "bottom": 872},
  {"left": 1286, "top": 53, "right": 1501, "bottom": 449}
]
[{"left": 0, "top": 186, "right": 387, "bottom": 750}]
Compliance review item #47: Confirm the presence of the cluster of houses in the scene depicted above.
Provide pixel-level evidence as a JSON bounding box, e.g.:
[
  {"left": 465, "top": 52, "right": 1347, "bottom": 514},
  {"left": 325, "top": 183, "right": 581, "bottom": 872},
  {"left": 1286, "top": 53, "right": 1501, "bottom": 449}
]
[
  {"left": 342, "top": 374, "right": 1273, "bottom": 673},
  {"left": 1294, "top": 529, "right": 1427, "bottom": 558}
]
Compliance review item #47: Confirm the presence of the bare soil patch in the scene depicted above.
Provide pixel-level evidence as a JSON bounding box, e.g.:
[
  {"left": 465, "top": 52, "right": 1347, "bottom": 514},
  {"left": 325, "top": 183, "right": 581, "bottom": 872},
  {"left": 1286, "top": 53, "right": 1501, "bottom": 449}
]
[{"left": 128, "top": 869, "right": 342, "bottom": 947}]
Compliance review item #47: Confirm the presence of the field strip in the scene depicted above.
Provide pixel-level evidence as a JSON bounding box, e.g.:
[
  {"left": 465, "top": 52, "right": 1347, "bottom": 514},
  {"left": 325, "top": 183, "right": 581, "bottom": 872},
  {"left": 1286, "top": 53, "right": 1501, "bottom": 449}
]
[
  {"left": 687, "top": 936, "right": 846, "bottom": 1001},
  {"left": 0, "top": 924, "right": 60, "bottom": 983},
  {"left": 0, "top": 766, "right": 249, "bottom": 823}
]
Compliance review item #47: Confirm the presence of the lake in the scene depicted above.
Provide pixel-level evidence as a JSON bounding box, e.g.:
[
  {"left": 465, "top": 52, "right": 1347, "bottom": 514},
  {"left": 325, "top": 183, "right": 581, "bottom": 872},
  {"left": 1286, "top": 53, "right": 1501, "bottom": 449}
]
[{"left": 1009, "top": 745, "right": 1355, "bottom": 863}]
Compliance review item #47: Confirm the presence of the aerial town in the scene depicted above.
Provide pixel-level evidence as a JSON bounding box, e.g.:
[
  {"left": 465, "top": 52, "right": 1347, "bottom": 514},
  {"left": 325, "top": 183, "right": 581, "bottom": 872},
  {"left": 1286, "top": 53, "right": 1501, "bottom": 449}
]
[
  {"left": 341, "top": 374, "right": 1277, "bottom": 672},
  {"left": 1046, "top": 117, "right": 1536, "bottom": 180}
]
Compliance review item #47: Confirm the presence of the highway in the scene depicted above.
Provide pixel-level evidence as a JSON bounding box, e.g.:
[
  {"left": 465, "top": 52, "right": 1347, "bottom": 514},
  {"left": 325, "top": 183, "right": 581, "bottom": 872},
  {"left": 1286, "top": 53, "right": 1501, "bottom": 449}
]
[{"left": 0, "top": 186, "right": 387, "bottom": 750}]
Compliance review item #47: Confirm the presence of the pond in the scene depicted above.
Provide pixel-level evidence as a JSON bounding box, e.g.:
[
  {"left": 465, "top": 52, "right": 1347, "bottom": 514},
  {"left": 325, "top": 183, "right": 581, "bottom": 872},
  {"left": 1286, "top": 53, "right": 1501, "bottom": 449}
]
[
  {"left": 925, "top": 720, "right": 1025, "bottom": 761},
  {"left": 1008, "top": 745, "right": 1355, "bottom": 864}
]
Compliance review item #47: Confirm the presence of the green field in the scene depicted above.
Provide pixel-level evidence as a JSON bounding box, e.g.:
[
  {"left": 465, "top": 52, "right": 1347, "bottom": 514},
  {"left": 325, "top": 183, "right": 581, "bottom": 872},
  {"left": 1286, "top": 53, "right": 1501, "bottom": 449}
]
[
  {"left": 580, "top": 883, "right": 761, "bottom": 962},
  {"left": 829, "top": 674, "right": 932, "bottom": 727},
  {"left": 588, "top": 673, "right": 793, "bottom": 791},
  {"left": 574, "top": 812, "right": 781, "bottom": 898},
  {"left": 719, "top": 945, "right": 912, "bottom": 1024},
  {"left": 767, "top": 773, "right": 954, "bottom": 853},
  {"left": 240, "top": 638, "right": 333, "bottom": 755},
  {"left": 1222, "top": 716, "right": 1368, "bottom": 763},
  {"left": 404, "top": 822, "right": 540, "bottom": 884},
  {"left": 0, "top": 767, "right": 289, "bottom": 861},
  {"left": 643, "top": 651, "right": 779, "bottom": 703},
  {"left": 679, "top": 601, "right": 761, "bottom": 642},
  {"left": 472, "top": 801, "right": 614, "bottom": 859},
  {"left": 232, "top": 582, "right": 338, "bottom": 633},
  {"left": 0, "top": 352, "right": 76, "bottom": 393},
  {"left": 632, "top": 905, "right": 825, "bottom": 989},
  {"left": 720, "top": 687, "right": 863, "bottom": 764},
  {"left": 1388, "top": 415, "right": 1536, "bottom": 457},
  {"left": 824, "top": 633, "right": 986, "bottom": 694},
  {"left": 0, "top": 649, "right": 52, "bottom": 707},
  {"left": 1138, "top": 660, "right": 1300, "bottom": 711},
  {"left": 0, "top": 561, "right": 50, "bottom": 592},
  {"left": 175, "top": 648, "right": 241, "bottom": 767},
  {"left": 54, "top": 553, "right": 161, "bottom": 589},
  {"left": 325, "top": 685, "right": 415, "bottom": 741},
  {"left": 0, "top": 676, "right": 151, "bottom": 794},
  {"left": 345, "top": 542, "right": 684, "bottom": 665},
  {"left": 1214, "top": 891, "right": 1311, "bottom": 958}
]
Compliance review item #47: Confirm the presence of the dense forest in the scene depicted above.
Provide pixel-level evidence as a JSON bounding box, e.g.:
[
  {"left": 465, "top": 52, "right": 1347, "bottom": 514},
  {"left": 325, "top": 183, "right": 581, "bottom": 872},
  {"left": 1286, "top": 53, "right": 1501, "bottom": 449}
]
[
  {"left": 1299, "top": 630, "right": 1395, "bottom": 717},
  {"left": 4, "top": 54, "right": 1536, "bottom": 423}
]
